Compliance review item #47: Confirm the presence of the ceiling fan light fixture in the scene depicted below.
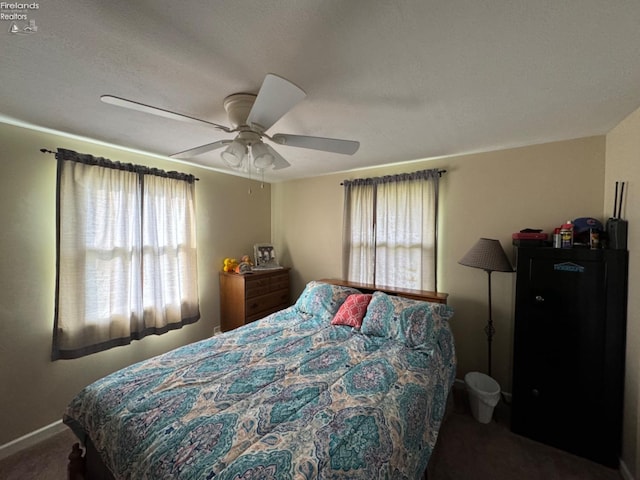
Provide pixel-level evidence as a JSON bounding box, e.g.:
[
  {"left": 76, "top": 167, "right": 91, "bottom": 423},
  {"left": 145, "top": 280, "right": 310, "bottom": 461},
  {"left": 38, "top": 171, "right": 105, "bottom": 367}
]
[
  {"left": 103, "top": 74, "right": 357, "bottom": 174},
  {"left": 252, "top": 141, "right": 274, "bottom": 169},
  {"left": 220, "top": 139, "right": 246, "bottom": 168}
]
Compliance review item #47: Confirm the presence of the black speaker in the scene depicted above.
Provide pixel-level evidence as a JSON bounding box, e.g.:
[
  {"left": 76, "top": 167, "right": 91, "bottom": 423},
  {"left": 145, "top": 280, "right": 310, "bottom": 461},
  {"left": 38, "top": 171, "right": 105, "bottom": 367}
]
[
  {"left": 607, "top": 181, "right": 628, "bottom": 250},
  {"left": 606, "top": 218, "right": 628, "bottom": 250}
]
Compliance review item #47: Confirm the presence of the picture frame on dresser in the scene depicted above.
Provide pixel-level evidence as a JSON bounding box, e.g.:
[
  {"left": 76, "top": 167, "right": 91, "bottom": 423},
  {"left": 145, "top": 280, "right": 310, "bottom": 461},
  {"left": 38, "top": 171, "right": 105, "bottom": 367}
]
[{"left": 254, "top": 243, "right": 279, "bottom": 268}]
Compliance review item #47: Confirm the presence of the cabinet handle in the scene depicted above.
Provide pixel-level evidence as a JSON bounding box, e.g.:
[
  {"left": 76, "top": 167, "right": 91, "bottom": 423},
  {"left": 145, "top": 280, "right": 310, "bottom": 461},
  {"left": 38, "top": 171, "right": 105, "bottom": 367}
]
[{"left": 535, "top": 295, "right": 545, "bottom": 303}]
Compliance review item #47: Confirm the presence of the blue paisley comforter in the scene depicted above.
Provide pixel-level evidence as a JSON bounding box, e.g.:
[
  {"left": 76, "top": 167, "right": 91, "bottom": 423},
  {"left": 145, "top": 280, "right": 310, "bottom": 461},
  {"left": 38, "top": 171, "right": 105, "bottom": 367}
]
[{"left": 64, "top": 281, "right": 456, "bottom": 480}]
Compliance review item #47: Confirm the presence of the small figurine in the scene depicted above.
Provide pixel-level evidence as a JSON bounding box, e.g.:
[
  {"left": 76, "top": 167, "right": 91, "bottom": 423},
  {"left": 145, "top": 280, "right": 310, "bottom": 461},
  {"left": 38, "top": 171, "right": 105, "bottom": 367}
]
[
  {"left": 235, "top": 262, "right": 252, "bottom": 274},
  {"left": 223, "top": 258, "right": 238, "bottom": 272}
]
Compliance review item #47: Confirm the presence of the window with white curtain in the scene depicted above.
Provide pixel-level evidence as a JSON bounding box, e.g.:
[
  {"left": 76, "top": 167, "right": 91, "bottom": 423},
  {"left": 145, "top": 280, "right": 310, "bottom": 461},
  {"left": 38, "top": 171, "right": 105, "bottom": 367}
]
[
  {"left": 52, "top": 148, "right": 200, "bottom": 360},
  {"left": 342, "top": 169, "right": 441, "bottom": 292}
]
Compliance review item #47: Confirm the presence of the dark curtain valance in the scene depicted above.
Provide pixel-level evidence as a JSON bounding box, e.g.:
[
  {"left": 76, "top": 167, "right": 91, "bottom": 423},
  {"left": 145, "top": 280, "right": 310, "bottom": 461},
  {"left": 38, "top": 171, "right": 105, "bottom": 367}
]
[
  {"left": 342, "top": 168, "right": 444, "bottom": 187},
  {"left": 55, "top": 148, "right": 198, "bottom": 183}
]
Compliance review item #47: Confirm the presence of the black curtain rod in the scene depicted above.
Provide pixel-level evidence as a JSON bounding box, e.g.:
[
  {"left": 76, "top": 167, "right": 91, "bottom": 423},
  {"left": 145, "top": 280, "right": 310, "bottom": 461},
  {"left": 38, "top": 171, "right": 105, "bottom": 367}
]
[
  {"left": 340, "top": 168, "right": 447, "bottom": 186},
  {"left": 40, "top": 148, "right": 199, "bottom": 181}
]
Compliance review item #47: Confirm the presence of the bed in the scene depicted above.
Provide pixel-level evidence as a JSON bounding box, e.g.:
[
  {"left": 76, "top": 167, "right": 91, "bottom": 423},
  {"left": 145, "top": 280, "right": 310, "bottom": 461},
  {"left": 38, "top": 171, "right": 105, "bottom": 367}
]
[{"left": 64, "top": 280, "right": 456, "bottom": 479}]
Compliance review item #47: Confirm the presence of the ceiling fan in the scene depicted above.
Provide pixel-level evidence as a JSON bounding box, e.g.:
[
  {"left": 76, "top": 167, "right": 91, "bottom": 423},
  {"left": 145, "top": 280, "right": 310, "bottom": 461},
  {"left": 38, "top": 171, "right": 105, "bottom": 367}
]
[{"left": 101, "top": 74, "right": 360, "bottom": 171}]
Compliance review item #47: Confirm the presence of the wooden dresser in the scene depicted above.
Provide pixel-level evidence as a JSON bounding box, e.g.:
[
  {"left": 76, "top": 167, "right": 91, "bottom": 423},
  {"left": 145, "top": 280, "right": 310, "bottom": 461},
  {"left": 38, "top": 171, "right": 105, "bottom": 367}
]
[{"left": 219, "top": 268, "right": 291, "bottom": 332}]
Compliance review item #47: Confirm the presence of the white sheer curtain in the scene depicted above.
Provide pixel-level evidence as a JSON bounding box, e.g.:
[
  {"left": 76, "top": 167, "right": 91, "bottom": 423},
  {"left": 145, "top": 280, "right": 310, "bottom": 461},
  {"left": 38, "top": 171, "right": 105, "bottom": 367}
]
[
  {"left": 343, "top": 170, "right": 440, "bottom": 291},
  {"left": 342, "top": 179, "right": 376, "bottom": 282},
  {"left": 142, "top": 174, "right": 199, "bottom": 328},
  {"left": 53, "top": 149, "right": 200, "bottom": 360}
]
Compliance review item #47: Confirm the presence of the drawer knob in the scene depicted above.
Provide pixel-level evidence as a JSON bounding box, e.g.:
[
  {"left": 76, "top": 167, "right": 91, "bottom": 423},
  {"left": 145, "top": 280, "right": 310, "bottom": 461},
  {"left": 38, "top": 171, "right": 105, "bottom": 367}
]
[{"left": 535, "top": 295, "right": 545, "bottom": 303}]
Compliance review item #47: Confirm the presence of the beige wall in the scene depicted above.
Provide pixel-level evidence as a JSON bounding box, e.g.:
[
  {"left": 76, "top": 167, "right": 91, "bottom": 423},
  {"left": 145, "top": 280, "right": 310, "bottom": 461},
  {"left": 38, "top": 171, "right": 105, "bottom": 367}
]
[
  {"left": 606, "top": 106, "right": 640, "bottom": 479},
  {"left": 272, "top": 136, "right": 606, "bottom": 395},
  {"left": 0, "top": 122, "right": 271, "bottom": 445},
  {"left": 6, "top": 118, "right": 635, "bottom": 473}
]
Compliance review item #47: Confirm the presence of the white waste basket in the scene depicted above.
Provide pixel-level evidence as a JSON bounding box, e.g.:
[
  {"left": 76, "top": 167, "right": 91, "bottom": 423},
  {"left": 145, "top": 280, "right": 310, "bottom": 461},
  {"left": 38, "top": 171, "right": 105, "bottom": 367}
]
[{"left": 464, "top": 371, "right": 501, "bottom": 424}]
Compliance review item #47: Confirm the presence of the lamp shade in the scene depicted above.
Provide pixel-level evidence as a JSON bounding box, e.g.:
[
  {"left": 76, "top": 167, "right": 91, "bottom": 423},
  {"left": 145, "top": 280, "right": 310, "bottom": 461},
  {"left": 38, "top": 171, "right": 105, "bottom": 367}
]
[
  {"left": 221, "top": 139, "right": 246, "bottom": 168},
  {"left": 252, "top": 141, "right": 274, "bottom": 169},
  {"left": 459, "top": 238, "right": 513, "bottom": 272}
]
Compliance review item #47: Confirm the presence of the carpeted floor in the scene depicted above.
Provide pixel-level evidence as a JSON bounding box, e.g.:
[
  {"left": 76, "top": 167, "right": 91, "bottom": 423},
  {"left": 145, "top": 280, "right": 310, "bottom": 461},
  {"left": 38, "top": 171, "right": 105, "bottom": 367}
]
[
  {"left": 0, "top": 383, "right": 623, "bottom": 479},
  {"left": 0, "top": 428, "right": 76, "bottom": 480},
  {"left": 427, "top": 383, "right": 622, "bottom": 480}
]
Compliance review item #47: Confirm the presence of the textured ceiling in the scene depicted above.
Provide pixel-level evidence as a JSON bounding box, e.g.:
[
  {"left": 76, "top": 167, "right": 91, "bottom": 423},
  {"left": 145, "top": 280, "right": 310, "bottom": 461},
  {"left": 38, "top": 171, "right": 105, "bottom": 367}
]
[{"left": 3, "top": 1, "right": 640, "bottom": 182}]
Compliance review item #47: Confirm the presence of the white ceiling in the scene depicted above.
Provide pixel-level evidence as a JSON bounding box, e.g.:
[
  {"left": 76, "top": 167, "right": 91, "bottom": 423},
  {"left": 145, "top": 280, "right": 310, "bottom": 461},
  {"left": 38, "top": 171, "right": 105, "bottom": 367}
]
[{"left": 3, "top": 1, "right": 640, "bottom": 182}]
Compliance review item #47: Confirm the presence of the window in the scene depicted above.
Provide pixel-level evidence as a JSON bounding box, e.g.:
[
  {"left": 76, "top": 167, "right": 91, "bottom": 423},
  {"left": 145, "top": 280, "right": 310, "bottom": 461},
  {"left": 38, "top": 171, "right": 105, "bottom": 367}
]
[
  {"left": 52, "top": 149, "right": 200, "bottom": 360},
  {"left": 342, "top": 169, "right": 441, "bottom": 291}
]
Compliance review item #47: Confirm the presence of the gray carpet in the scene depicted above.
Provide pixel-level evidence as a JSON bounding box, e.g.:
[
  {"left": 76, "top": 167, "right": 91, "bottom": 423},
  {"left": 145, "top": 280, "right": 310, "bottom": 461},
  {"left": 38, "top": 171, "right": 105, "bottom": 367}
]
[
  {"left": 0, "top": 428, "right": 76, "bottom": 480},
  {"left": 427, "top": 383, "right": 622, "bottom": 480},
  {"left": 0, "top": 385, "right": 623, "bottom": 479}
]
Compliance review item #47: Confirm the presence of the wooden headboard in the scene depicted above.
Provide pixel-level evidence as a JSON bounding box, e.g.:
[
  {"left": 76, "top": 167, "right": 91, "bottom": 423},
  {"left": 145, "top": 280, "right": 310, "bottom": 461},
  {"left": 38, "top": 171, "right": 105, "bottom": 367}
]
[{"left": 319, "top": 278, "right": 448, "bottom": 304}]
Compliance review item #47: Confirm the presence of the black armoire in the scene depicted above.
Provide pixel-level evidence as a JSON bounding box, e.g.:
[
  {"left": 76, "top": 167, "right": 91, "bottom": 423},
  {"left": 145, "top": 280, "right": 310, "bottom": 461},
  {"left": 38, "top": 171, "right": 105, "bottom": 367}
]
[{"left": 511, "top": 247, "right": 628, "bottom": 468}]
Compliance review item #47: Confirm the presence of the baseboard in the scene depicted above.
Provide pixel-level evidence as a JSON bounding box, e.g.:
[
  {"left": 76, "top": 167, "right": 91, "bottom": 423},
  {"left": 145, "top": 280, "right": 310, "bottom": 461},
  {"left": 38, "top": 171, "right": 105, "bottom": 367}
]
[
  {"left": 0, "top": 420, "right": 67, "bottom": 461},
  {"left": 620, "top": 458, "right": 634, "bottom": 480}
]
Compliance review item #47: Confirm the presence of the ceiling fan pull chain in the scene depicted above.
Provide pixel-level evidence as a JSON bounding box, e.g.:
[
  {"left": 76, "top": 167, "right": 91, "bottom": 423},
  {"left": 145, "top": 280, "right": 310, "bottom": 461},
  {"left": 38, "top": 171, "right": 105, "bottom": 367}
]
[{"left": 247, "top": 153, "right": 253, "bottom": 195}]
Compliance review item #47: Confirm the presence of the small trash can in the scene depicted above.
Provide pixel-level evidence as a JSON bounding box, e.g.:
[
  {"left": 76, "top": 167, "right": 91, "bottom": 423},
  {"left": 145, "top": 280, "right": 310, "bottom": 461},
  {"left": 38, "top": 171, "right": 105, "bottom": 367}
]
[{"left": 464, "top": 371, "right": 501, "bottom": 424}]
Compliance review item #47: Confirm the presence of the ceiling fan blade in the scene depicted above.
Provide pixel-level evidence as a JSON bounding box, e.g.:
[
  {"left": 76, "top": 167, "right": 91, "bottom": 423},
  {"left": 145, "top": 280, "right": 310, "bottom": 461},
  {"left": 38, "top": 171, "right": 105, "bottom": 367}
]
[
  {"left": 271, "top": 134, "right": 360, "bottom": 155},
  {"left": 170, "top": 139, "right": 232, "bottom": 159},
  {"left": 265, "top": 144, "right": 291, "bottom": 170},
  {"left": 101, "top": 95, "right": 231, "bottom": 132},
  {"left": 246, "top": 74, "right": 306, "bottom": 132}
]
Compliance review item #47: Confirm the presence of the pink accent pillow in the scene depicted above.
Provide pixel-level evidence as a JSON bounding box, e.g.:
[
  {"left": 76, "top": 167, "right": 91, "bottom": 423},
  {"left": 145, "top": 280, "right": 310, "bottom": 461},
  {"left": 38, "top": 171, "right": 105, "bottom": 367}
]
[{"left": 331, "top": 294, "right": 373, "bottom": 328}]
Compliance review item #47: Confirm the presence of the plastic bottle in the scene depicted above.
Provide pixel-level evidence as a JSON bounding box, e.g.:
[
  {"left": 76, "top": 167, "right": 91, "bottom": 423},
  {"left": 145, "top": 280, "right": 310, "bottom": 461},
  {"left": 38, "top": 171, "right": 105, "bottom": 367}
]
[
  {"left": 560, "top": 221, "right": 574, "bottom": 248},
  {"left": 553, "top": 228, "right": 562, "bottom": 248}
]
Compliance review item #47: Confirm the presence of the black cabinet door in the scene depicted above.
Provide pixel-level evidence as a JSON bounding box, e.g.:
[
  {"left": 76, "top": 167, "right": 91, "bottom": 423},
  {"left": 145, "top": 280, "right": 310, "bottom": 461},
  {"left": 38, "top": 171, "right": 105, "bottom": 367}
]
[{"left": 511, "top": 248, "right": 626, "bottom": 467}]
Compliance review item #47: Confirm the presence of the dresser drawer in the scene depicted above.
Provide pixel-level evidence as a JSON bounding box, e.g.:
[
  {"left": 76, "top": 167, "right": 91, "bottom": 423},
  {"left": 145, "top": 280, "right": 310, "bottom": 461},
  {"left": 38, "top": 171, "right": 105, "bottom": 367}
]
[
  {"left": 270, "top": 273, "right": 289, "bottom": 291},
  {"left": 245, "top": 289, "right": 290, "bottom": 320},
  {"left": 245, "top": 276, "right": 270, "bottom": 298}
]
